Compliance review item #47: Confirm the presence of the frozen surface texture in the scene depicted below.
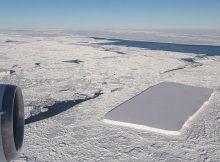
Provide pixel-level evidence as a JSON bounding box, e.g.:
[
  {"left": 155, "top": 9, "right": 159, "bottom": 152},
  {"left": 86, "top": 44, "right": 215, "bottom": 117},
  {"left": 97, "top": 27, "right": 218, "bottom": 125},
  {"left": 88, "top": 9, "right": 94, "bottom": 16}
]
[
  {"left": 0, "top": 30, "right": 220, "bottom": 161},
  {"left": 106, "top": 82, "right": 213, "bottom": 132}
]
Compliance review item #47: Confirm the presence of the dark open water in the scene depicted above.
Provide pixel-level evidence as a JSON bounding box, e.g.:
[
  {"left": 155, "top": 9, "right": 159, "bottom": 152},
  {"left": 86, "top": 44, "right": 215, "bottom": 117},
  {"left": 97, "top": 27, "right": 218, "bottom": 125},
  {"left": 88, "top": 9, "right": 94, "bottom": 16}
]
[{"left": 92, "top": 37, "right": 220, "bottom": 56}]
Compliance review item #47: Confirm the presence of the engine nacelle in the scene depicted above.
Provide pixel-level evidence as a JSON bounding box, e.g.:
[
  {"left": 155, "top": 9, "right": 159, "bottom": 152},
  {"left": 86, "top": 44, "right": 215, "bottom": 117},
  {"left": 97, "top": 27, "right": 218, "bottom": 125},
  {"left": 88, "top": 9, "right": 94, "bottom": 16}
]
[{"left": 0, "top": 84, "right": 24, "bottom": 162}]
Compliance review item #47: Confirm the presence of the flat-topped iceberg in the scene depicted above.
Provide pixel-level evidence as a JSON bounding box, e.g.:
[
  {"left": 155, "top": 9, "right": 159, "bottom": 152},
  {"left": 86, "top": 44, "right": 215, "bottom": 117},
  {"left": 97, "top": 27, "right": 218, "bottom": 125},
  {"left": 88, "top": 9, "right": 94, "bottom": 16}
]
[{"left": 105, "top": 82, "right": 213, "bottom": 133}]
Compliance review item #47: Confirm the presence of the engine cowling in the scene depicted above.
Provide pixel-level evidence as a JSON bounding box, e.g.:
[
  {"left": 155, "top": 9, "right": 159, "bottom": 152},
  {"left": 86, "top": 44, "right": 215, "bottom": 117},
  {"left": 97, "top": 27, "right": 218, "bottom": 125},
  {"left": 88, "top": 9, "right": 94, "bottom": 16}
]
[{"left": 0, "top": 84, "right": 24, "bottom": 162}]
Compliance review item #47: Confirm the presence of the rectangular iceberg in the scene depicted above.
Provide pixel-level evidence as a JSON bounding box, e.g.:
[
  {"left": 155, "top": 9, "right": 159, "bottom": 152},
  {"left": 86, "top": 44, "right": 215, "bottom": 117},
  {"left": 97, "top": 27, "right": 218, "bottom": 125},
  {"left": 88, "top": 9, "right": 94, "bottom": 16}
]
[{"left": 105, "top": 82, "right": 213, "bottom": 133}]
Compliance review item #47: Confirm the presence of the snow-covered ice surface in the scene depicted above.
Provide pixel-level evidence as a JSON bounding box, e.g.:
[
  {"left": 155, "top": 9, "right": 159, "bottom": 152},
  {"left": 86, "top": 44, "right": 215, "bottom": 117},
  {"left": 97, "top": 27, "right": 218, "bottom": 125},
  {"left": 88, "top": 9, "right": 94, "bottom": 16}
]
[{"left": 0, "top": 30, "right": 220, "bottom": 161}]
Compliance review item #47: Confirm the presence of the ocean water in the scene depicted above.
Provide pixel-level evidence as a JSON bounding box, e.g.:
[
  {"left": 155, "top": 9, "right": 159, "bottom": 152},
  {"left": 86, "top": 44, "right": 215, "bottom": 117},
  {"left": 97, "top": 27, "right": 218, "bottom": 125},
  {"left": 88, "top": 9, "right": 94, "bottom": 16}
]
[{"left": 92, "top": 37, "right": 220, "bottom": 56}]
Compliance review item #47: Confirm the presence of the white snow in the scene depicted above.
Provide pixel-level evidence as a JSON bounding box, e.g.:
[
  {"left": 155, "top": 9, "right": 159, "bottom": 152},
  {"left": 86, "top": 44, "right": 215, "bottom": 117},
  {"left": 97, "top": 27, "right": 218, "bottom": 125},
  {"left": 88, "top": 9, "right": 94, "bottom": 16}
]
[
  {"left": 0, "top": 30, "right": 220, "bottom": 161},
  {"left": 0, "top": 69, "right": 11, "bottom": 77}
]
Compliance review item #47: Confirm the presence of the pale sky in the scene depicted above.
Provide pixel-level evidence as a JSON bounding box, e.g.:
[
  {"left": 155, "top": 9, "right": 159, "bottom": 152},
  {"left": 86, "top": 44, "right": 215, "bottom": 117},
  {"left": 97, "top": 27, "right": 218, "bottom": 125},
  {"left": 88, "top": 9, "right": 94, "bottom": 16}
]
[{"left": 0, "top": 0, "right": 220, "bottom": 30}]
